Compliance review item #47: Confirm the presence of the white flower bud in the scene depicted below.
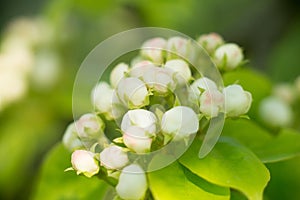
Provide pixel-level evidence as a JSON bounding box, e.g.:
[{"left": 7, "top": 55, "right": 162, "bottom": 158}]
[
  {"left": 62, "top": 123, "right": 83, "bottom": 151},
  {"left": 199, "top": 89, "right": 224, "bottom": 118},
  {"left": 123, "top": 126, "right": 153, "bottom": 153},
  {"left": 273, "top": 84, "right": 296, "bottom": 104},
  {"left": 214, "top": 43, "right": 243, "bottom": 70},
  {"left": 223, "top": 84, "right": 252, "bottom": 117},
  {"left": 142, "top": 65, "right": 176, "bottom": 94},
  {"left": 117, "top": 77, "right": 149, "bottom": 109},
  {"left": 110, "top": 63, "right": 129, "bottom": 88},
  {"left": 259, "top": 97, "right": 293, "bottom": 127},
  {"left": 71, "top": 150, "right": 99, "bottom": 178},
  {"left": 161, "top": 106, "right": 199, "bottom": 140},
  {"left": 130, "top": 60, "right": 156, "bottom": 78},
  {"left": 197, "top": 33, "right": 224, "bottom": 54},
  {"left": 189, "top": 77, "right": 218, "bottom": 102},
  {"left": 75, "top": 113, "right": 105, "bottom": 139},
  {"left": 141, "top": 37, "right": 166, "bottom": 64},
  {"left": 164, "top": 59, "right": 191, "bottom": 84},
  {"left": 116, "top": 164, "right": 147, "bottom": 200},
  {"left": 121, "top": 109, "right": 157, "bottom": 135},
  {"left": 100, "top": 145, "right": 128, "bottom": 169},
  {"left": 166, "top": 36, "right": 188, "bottom": 59},
  {"left": 92, "top": 82, "right": 114, "bottom": 117}
]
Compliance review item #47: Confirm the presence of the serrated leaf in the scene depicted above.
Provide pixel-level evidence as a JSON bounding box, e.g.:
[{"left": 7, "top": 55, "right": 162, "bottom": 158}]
[
  {"left": 31, "top": 143, "right": 111, "bottom": 200},
  {"left": 179, "top": 137, "right": 270, "bottom": 200},
  {"left": 148, "top": 155, "right": 230, "bottom": 200}
]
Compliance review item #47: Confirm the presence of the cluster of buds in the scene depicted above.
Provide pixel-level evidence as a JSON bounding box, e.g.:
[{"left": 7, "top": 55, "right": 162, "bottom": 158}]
[
  {"left": 63, "top": 33, "right": 252, "bottom": 200},
  {"left": 259, "top": 76, "right": 300, "bottom": 128}
]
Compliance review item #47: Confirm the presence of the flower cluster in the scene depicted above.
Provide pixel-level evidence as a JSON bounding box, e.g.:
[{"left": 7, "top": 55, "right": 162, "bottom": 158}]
[{"left": 63, "top": 33, "right": 252, "bottom": 200}]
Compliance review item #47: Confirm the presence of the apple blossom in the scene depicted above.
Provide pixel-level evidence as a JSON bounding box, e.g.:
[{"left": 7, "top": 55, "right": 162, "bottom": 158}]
[
  {"left": 166, "top": 36, "right": 189, "bottom": 59},
  {"left": 62, "top": 123, "right": 83, "bottom": 151},
  {"left": 110, "top": 62, "right": 129, "bottom": 88},
  {"left": 223, "top": 84, "right": 252, "bottom": 117},
  {"left": 71, "top": 150, "right": 99, "bottom": 178},
  {"left": 189, "top": 77, "right": 218, "bottom": 103},
  {"left": 141, "top": 37, "right": 166, "bottom": 64},
  {"left": 123, "top": 126, "right": 153, "bottom": 153},
  {"left": 75, "top": 113, "right": 105, "bottom": 139},
  {"left": 92, "top": 82, "right": 115, "bottom": 118},
  {"left": 199, "top": 89, "right": 224, "bottom": 118},
  {"left": 100, "top": 145, "right": 128, "bottom": 169},
  {"left": 214, "top": 43, "right": 243, "bottom": 70},
  {"left": 116, "top": 164, "right": 147, "bottom": 200},
  {"left": 130, "top": 60, "right": 156, "bottom": 78},
  {"left": 164, "top": 59, "right": 191, "bottom": 84},
  {"left": 273, "top": 83, "right": 296, "bottom": 104},
  {"left": 197, "top": 33, "right": 224, "bottom": 54}
]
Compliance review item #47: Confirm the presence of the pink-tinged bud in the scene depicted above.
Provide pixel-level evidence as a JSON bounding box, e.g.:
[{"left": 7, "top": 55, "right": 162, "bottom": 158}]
[
  {"left": 71, "top": 150, "right": 99, "bottom": 178},
  {"left": 189, "top": 77, "right": 218, "bottom": 102},
  {"left": 164, "top": 59, "right": 191, "bottom": 84},
  {"left": 92, "top": 82, "right": 114, "bottom": 118},
  {"left": 100, "top": 145, "right": 128, "bottom": 170},
  {"left": 141, "top": 37, "right": 167, "bottom": 64},
  {"left": 121, "top": 109, "right": 157, "bottom": 136},
  {"left": 273, "top": 83, "right": 296, "bottom": 104},
  {"left": 110, "top": 63, "right": 129, "bottom": 88},
  {"left": 117, "top": 77, "right": 149, "bottom": 109},
  {"left": 62, "top": 123, "right": 83, "bottom": 151},
  {"left": 199, "top": 89, "right": 224, "bottom": 118},
  {"left": 259, "top": 96, "right": 293, "bottom": 127},
  {"left": 214, "top": 43, "right": 244, "bottom": 70},
  {"left": 130, "top": 60, "right": 156, "bottom": 78},
  {"left": 223, "top": 84, "right": 252, "bottom": 117},
  {"left": 123, "top": 126, "right": 152, "bottom": 153},
  {"left": 197, "top": 33, "right": 224, "bottom": 54},
  {"left": 166, "top": 36, "right": 188, "bottom": 59},
  {"left": 116, "top": 164, "right": 147, "bottom": 200},
  {"left": 75, "top": 113, "right": 105, "bottom": 139},
  {"left": 161, "top": 106, "right": 199, "bottom": 140}
]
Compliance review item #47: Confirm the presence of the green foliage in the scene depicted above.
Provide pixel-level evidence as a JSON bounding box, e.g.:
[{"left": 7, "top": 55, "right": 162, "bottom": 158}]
[
  {"left": 31, "top": 143, "right": 111, "bottom": 200},
  {"left": 179, "top": 137, "right": 270, "bottom": 200}
]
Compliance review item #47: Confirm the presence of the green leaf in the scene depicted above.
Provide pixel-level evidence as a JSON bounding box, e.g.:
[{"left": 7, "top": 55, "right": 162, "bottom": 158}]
[
  {"left": 31, "top": 143, "right": 111, "bottom": 200},
  {"left": 179, "top": 137, "right": 270, "bottom": 200},
  {"left": 222, "top": 119, "right": 300, "bottom": 163},
  {"left": 148, "top": 156, "right": 230, "bottom": 200},
  {"left": 223, "top": 68, "right": 272, "bottom": 118}
]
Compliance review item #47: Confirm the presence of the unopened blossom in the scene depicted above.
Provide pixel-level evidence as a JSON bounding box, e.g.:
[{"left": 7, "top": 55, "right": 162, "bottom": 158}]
[
  {"left": 259, "top": 97, "right": 293, "bottom": 127},
  {"left": 92, "top": 82, "right": 115, "bottom": 118},
  {"left": 110, "top": 63, "right": 129, "bottom": 88},
  {"left": 166, "top": 36, "right": 189, "bottom": 59},
  {"left": 100, "top": 145, "right": 128, "bottom": 169},
  {"left": 197, "top": 33, "right": 224, "bottom": 54},
  {"left": 273, "top": 84, "right": 296, "bottom": 104},
  {"left": 199, "top": 89, "right": 224, "bottom": 118},
  {"left": 71, "top": 150, "right": 99, "bottom": 178},
  {"left": 214, "top": 43, "right": 243, "bottom": 70},
  {"left": 223, "top": 84, "right": 252, "bottom": 117},
  {"left": 164, "top": 59, "right": 191, "bottom": 84},
  {"left": 141, "top": 37, "right": 166, "bottom": 64},
  {"left": 130, "top": 60, "right": 156, "bottom": 78},
  {"left": 161, "top": 106, "right": 199, "bottom": 140},
  {"left": 62, "top": 123, "right": 83, "bottom": 151},
  {"left": 123, "top": 126, "right": 153, "bottom": 153},
  {"left": 116, "top": 164, "right": 148, "bottom": 200},
  {"left": 117, "top": 77, "right": 149, "bottom": 109},
  {"left": 75, "top": 113, "right": 105, "bottom": 139},
  {"left": 121, "top": 109, "right": 157, "bottom": 136},
  {"left": 189, "top": 77, "right": 218, "bottom": 102}
]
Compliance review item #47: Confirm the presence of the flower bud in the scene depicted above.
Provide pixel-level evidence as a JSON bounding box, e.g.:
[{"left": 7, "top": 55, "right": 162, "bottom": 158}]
[
  {"left": 71, "top": 150, "right": 99, "bottom": 178},
  {"left": 161, "top": 106, "right": 199, "bottom": 140},
  {"left": 223, "top": 84, "right": 252, "bottom": 117},
  {"left": 259, "top": 96, "right": 293, "bottom": 127},
  {"left": 166, "top": 36, "right": 188, "bottom": 59},
  {"left": 197, "top": 33, "right": 224, "bottom": 54},
  {"left": 123, "top": 126, "right": 153, "bottom": 153},
  {"left": 116, "top": 164, "right": 147, "bottom": 200},
  {"left": 141, "top": 37, "right": 166, "bottom": 64},
  {"left": 117, "top": 77, "right": 149, "bottom": 109},
  {"left": 110, "top": 63, "right": 129, "bottom": 88},
  {"left": 273, "top": 83, "right": 296, "bottom": 104},
  {"left": 190, "top": 77, "right": 218, "bottom": 102},
  {"left": 214, "top": 43, "right": 243, "bottom": 70},
  {"left": 130, "top": 60, "right": 156, "bottom": 78},
  {"left": 75, "top": 113, "right": 105, "bottom": 139},
  {"left": 164, "top": 59, "right": 191, "bottom": 84},
  {"left": 121, "top": 109, "right": 157, "bottom": 135},
  {"left": 92, "top": 82, "right": 115, "bottom": 118},
  {"left": 142, "top": 65, "right": 176, "bottom": 94},
  {"left": 62, "top": 123, "right": 83, "bottom": 151},
  {"left": 100, "top": 145, "right": 128, "bottom": 169},
  {"left": 199, "top": 89, "right": 224, "bottom": 118}
]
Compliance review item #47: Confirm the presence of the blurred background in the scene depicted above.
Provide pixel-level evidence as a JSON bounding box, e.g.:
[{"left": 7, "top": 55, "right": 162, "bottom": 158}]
[{"left": 0, "top": 0, "right": 300, "bottom": 199}]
